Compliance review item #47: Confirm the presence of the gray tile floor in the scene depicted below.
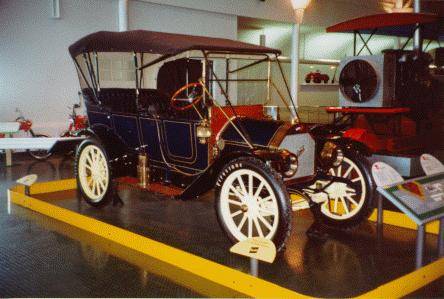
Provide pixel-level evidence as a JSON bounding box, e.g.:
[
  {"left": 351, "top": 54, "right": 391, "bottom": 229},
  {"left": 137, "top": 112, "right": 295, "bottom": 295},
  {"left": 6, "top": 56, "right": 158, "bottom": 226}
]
[{"left": 0, "top": 155, "right": 443, "bottom": 297}]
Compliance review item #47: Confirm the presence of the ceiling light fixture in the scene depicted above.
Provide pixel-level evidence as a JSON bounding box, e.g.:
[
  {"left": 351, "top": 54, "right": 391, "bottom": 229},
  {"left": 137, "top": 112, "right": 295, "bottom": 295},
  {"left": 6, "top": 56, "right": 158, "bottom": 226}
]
[{"left": 291, "top": 0, "right": 311, "bottom": 24}]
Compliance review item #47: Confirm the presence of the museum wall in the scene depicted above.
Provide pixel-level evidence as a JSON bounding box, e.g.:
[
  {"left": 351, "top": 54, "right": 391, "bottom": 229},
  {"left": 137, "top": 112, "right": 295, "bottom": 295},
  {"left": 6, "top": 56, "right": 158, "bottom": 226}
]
[
  {"left": 0, "top": 0, "right": 117, "bottom": 135},
  {"left": 0, "top": 0, "right": 237, "bottom": 136}
]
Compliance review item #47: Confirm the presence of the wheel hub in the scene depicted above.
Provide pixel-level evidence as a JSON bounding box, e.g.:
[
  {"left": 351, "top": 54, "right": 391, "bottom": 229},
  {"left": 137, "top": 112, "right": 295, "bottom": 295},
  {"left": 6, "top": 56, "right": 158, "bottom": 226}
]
[
  {"left": 325, "top": 182, "right": 353, "bottom": 199},
  {"left": 246, "top": 196, "right": 259, "bottom": 216}
]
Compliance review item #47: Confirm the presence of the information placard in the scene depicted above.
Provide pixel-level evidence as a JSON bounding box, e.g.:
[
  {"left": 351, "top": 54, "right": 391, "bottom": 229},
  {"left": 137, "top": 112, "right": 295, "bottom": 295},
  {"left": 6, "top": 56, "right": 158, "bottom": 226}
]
[
  {"left": 378, "top": 173, "right": 444, "bottom": 225},
  {"left": 230, "top": 237, "right": 276, "bottom": 263}
]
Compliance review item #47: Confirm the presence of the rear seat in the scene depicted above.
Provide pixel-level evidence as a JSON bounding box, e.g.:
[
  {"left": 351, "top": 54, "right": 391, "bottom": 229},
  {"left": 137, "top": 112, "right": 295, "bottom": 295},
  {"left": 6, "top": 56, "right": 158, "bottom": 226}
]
[
  {"left": 99, "top": 88, "right": 137, "bottom": 114},
  {"left": 81, "top": 88, "right": 171, "bottom": 117}
]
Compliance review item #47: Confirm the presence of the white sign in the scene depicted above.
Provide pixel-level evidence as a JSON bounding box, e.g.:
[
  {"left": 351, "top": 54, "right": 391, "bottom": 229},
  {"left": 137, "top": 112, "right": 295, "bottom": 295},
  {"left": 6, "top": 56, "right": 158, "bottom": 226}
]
[
  {"left": 420, "top": 154, "right": 444, "bottom": 176},
  {"left": 378, "top": 173, "right": 444, "bottom": 224},
  {"left": 16, "top": 174, "right": 38, "bottom": 187},
  {"left": 372, "top": 162, "right": 404, "bottom": 188},
  {"left": 230, "top": 237, "right": 276, "bottom": 263}
]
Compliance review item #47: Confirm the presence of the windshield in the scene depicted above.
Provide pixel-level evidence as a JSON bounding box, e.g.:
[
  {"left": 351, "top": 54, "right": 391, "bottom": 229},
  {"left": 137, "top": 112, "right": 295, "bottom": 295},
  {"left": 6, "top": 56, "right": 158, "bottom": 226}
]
[{"left": 204, "top": 53, "right": 297, "bottom": 122}]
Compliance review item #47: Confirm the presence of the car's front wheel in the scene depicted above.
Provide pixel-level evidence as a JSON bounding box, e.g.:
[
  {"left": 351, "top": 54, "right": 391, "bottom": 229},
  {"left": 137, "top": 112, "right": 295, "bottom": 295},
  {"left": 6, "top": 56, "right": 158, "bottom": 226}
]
[
  {"left": 75, "top": 139, "right": 114, "bottom": 207},
  {"left": 215, "top": 157, "right": 291, "bottom": 252}
]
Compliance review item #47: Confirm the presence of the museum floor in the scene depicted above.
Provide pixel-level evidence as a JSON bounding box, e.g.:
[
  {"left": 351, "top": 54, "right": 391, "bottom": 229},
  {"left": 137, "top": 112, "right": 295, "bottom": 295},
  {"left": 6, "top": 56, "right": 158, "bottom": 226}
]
[{"left": 0, "top": 155, "right": 443, "bottom": 297}]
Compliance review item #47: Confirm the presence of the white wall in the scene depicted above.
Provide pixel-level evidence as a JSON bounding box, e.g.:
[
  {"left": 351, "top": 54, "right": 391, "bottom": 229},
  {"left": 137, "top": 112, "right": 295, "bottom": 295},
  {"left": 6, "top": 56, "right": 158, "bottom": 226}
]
[
  {"left": 0, "top": 0, "right": 117, "bottom": 135},
  {"left": 129, "top": 1, "right": 237, "bottom": 38},
  {"left": 0, "top": 0, "right": 237, "bottom": 136}
]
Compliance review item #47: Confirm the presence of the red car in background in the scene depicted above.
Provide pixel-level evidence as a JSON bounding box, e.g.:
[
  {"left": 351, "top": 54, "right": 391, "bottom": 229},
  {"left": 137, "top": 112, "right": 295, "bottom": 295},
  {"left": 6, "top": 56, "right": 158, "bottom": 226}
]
[{"left": 305, "top": 70, "right": 330, "bottom": 83}]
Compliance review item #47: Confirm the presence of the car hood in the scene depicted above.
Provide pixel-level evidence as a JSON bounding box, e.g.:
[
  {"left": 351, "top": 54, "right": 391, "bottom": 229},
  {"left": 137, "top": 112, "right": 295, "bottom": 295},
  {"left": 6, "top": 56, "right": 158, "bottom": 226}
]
[
  {"left": 218, "top": 117, "right": 316, "bottom": 178},
  {"left": 218, "top": 117, "right": 295, "bottom": 147}
]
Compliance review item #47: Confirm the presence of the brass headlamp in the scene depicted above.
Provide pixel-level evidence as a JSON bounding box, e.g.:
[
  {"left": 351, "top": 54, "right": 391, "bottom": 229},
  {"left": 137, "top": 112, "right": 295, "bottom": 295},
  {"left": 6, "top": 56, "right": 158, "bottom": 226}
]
[{"left": 281, "top": 150, "right": 299, "bottom": 178}]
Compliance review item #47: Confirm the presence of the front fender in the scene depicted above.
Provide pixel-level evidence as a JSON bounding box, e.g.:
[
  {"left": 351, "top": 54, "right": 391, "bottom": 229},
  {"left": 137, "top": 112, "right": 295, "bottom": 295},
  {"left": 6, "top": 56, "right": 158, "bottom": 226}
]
[
  {"left": 179, "top": 149, "right": 288, "bottom": 200},
  {"left": 333, "top": 137, "right": 372, "bottom": 157}
]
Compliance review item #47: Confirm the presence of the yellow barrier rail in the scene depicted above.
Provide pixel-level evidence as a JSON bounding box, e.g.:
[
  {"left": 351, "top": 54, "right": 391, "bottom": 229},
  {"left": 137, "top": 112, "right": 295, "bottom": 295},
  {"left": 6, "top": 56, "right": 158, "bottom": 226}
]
[{"left": 9, "top": 186, "right": 308, "bottom": 298}]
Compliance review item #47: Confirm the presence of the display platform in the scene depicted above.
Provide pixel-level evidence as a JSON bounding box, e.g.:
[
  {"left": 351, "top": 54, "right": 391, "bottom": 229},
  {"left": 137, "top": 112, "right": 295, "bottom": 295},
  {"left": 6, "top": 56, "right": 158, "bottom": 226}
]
[{"left": 8, "top": 179, "right": 444, "bottom": 298}]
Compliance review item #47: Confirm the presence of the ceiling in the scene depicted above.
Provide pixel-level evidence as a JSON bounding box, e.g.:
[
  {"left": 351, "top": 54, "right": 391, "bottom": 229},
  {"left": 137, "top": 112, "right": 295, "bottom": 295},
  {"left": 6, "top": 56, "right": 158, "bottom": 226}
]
[{"left": 238, "top": 0, "right": 444, "bottom": 32}]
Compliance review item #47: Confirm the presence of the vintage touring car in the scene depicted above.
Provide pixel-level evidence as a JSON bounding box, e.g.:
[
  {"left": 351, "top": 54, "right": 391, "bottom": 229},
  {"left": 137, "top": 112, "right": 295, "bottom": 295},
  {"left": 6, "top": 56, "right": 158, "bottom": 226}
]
[{"left": 69, "top": 30, "right": 374, "bottom": 251}]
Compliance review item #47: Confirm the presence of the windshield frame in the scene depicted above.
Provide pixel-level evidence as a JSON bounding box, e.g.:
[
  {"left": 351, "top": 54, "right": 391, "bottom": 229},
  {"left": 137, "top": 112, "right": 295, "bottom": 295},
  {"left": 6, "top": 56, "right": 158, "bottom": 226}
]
[
  {"left": 73, "top": 49, "right": 300, "bottom": 123},
  {"left": 200, "top": 50, "right": 299, "bottom": 123}
]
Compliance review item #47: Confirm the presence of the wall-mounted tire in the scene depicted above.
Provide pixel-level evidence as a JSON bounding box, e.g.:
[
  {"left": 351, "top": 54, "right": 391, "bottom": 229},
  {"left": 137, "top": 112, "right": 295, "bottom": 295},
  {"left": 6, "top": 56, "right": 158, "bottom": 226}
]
[
  {"left": 214, "top": 157, "right": 292, "bottom": 253},
  {"left": 75, "top": 139, "right": 114, "bottom": 208}
]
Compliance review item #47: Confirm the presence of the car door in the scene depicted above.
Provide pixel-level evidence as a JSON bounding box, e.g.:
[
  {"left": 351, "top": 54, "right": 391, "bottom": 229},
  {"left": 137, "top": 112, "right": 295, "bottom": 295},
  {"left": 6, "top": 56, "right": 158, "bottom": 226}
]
[
  {"left": 160, "top": 117, "right": 209, "bottom": 172},
  {"left": 107, "top": 89, "right": 141, "bottom": 149},
  {"left": 155, "top": 58, "right": 209, "bottom": 172},
  {"left": 162, "top": 118, "right": 197, "bottom": 160}
]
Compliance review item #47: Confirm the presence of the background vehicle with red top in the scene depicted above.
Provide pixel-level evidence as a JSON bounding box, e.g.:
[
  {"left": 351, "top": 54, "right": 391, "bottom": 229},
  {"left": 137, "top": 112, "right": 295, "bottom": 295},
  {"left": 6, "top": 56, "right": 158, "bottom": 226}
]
[{"left": 308, "top": 12, "right": 444, "bottom": 228}]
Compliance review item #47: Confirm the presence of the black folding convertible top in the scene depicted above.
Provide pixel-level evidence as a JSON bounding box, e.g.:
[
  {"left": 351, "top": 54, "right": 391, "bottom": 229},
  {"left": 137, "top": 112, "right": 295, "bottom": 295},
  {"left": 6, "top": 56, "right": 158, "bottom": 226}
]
[{"left": 69, "top": 30, "right": 281, "bottom": 58}]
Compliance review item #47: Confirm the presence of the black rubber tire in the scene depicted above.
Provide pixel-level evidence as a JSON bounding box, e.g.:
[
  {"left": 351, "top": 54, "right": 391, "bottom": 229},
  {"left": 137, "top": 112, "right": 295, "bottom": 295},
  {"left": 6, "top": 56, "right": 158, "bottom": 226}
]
[
  {"left": 310, "top": 152, "right": 375, "bottom": 230},
  {"left": 74, "top": 138, "right": 114, "bottom": 208},
  {"left": 214, "top": 157, "right": 292, "bottom": 253},
  {"left": 27, "top": 134, "right": 52, "bottom": 160}
]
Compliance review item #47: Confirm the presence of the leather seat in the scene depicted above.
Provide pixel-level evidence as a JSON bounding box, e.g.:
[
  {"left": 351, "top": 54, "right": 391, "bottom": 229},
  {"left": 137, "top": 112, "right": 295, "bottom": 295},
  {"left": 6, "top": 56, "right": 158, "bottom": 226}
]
[
  {"left": 138, "top": 89, "right": 170, "bottom": 117},
  {"left": 99, "top": 88, "right": 137, "bottom": 114}
]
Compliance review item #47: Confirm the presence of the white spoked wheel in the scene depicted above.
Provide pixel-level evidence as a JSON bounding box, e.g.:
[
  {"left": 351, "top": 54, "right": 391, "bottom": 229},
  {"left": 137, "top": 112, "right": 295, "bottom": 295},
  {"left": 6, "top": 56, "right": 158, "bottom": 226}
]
[
  {"left": 219, "top": 169, "right": 279, "bottom": 241},
  {"left": 320, "top": 156, "right": 366, "bottom": 220},
  {"left": 78, "top": 144, "right": 109, "bottom": 203}
]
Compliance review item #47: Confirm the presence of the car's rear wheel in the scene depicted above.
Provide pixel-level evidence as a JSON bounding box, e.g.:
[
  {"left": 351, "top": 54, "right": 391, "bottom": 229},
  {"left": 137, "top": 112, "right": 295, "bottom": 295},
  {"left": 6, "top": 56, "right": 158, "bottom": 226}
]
[
  {"left": 75, "top": 139, "right": 114, "bottom": 207},
  {"left": 310, "top": 153, "right": 375, "bottom": 229},
  {"left": 215, "top": 157, "right": 291, "bottom": 252}
]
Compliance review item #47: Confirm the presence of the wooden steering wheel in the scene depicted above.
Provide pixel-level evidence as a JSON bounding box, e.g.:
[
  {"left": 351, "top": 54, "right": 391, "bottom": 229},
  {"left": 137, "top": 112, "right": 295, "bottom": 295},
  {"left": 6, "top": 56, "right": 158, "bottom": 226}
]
[{"left": 171, "top": 82, "right": 203, "bottom": 111}]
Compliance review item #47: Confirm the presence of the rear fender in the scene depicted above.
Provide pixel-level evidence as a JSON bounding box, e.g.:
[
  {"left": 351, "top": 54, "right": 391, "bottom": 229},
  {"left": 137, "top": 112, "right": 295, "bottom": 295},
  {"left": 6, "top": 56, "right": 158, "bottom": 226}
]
[
  {"left": 88, "top": 125, "right": 128, "bottom": 159},
  {"left": 86, "top": 125, "right": 136, "bottom": 177}
]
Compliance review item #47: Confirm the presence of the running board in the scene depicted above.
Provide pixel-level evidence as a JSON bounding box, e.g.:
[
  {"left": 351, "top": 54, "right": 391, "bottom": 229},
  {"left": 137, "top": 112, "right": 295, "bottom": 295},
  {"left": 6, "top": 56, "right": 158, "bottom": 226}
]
[{"left": 116, "top": 177, "right": 184, "bottom": 197}]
